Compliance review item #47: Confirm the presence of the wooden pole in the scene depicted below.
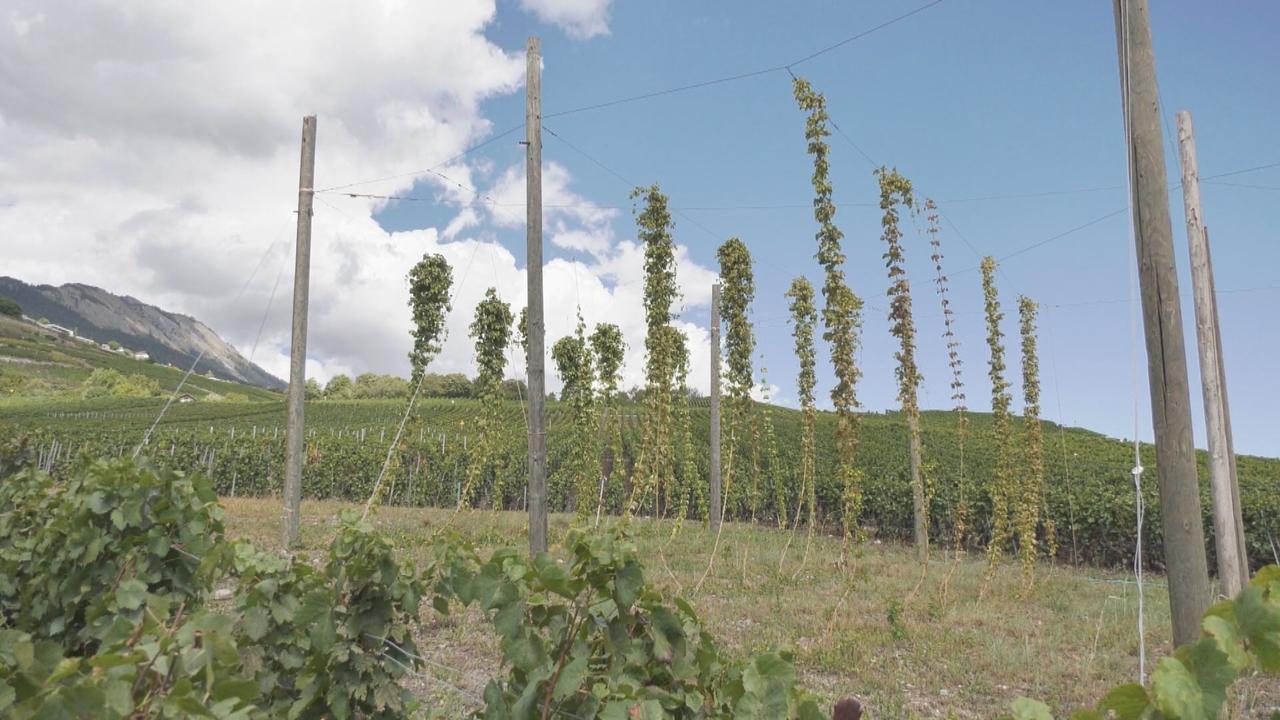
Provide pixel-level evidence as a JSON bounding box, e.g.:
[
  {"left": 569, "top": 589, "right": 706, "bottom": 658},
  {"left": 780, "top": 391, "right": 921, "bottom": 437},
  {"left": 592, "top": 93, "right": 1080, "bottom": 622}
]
[
  {"left": 1113, "top": 0, "right": 1211, "bottom": 645},
  {"left": 1176, "top": 110, "right": 1245, "bottom": 596},
  {"left": 525, "top": 37, "right": 548, "bottom": 556},
  {"left": 1206, "top": 233, "right": 1249, "bottom": 583},
  {"left": 282, "top": 115, "right": 316, "bottom": 548},
  {"left": 709, "top": 282, "right": 722, "bottom": 534}
]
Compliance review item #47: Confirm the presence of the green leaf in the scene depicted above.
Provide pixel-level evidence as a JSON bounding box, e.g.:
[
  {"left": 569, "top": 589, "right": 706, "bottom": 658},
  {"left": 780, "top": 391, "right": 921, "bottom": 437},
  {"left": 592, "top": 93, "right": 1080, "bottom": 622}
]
[
  {"left": 1234, "top": 584, "right": 1280, "bottom": 671},
  {"left": 552, "top": 651, "right": 589, "bottom": 701},
  {"left": 613, "top": 561, "right": 643, "bottom": 609},
  {"left": 1097, "top": 683, "right": 1150, "bottom": 720},
  {"left": 241, "top": 606, "right": 270, "bottom": 642},
  {"left": 116, "top": 579, "right": 147, "bottom": 611},
  {"left": 1010, "top": 698, "right": 1053, "bottom": 720}
]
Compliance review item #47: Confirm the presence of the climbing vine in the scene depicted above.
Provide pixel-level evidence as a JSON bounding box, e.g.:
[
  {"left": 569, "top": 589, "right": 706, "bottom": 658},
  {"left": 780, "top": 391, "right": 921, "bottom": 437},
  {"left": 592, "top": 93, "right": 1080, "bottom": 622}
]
[
  {"left": 552, "top": 312, "right": 600, "bottom": 520},
  {"left": 926, "top": 200, "right": 970, "bottom": 552},
  {"left": 717, "top": 237, "right": 756, "bottom": 520},
  {"left": 407, "top": 253, "right": 453, "bottom": 385},
  {"left": 981, "top": 258, "right": 1015, "bottom": 573},
  {"left": 590, "top": 322, "right": 626, "bottom": 515},
  {"left": 1017, "top": 295, "right": 1046, "bottom": 586},
  {"left": 631, "top": 185, "right": 681, "bottom": 517},
  {"left": 669, "top": 326, "right": 704, "bottom": 527},
  {"left": 876, "top": 167, "right": 927, "bottom": 559},
  {"left": 794, "top": 77, "right": 866, "bottom": 544},
  {"left": 758, "top": 365, "right": 786, "bottom": 529},
  {"left": 462, "top": 287, "right": 513, "bottom": 508},
  {"left": 787, "top": 278, "right": 819, "bottom": 539}
]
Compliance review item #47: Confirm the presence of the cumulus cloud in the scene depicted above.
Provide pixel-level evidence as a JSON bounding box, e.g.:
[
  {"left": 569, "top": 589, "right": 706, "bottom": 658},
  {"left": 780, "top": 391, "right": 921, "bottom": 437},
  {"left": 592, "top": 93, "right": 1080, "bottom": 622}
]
[
  {"left": 0, "top": 0, "right": 719, "bottom": 396},
  {"left": 518, "top": 0, "right": 613, "bottom": 39}
]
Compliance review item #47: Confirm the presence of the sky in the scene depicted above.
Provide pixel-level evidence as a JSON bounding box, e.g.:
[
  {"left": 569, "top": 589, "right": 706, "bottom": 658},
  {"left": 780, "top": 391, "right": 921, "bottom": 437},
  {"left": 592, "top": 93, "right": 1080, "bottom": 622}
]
[{"left": 3, "top": 1, "right": 1279, "bottom": 456}]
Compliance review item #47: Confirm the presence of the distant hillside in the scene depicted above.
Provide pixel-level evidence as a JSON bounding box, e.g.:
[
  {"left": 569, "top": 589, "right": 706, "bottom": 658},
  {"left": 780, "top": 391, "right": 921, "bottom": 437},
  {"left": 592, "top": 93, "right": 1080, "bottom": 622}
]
[
  {"left": 0, "top": 314, "right": 279, "bottom": 402},
  {"left": 0, "top": 276, "right": 283, "bottom": 390}
]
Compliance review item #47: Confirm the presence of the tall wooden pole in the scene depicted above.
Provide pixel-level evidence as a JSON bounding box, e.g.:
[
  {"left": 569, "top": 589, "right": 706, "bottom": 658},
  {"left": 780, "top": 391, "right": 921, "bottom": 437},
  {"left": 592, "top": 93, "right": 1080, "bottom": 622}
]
[
  {"left": 1113, "top": 0, "right": 1211, "bottom": 645},
  {"left": 1176, "top": 110, "right": 1246, "bottom": 595},
  {"left": 282, "top": 115, "right": 316, "bottom": 548},
  {"left": 525, "top": 37, "right": 548, "bottom": 556},
  {"left": 709, "top": 283, "right": 722, "bottom": 534},
  {"left": 1206, "top": 234, "right": 1249, "bottom": 583}
]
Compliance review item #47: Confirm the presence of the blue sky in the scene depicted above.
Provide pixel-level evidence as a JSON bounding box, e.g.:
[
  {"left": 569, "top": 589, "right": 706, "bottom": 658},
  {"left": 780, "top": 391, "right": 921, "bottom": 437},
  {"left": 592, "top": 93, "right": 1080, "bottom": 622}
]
[
  {"left": 372, "top": 1, "right": 1280, "bottom": 456},
  {"left": 6, "top": 1, "right": 1275, "bottom": 457}
]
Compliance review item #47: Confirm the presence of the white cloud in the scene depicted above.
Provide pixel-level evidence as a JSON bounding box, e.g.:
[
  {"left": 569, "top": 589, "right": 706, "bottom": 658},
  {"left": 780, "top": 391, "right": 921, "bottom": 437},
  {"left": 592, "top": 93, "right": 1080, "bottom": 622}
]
[
  {"left": 0, "top": 0, "right": 719, "bottom": 395},
  {"left": 518, "top": 0, "right": 612, "bottom": 39}
]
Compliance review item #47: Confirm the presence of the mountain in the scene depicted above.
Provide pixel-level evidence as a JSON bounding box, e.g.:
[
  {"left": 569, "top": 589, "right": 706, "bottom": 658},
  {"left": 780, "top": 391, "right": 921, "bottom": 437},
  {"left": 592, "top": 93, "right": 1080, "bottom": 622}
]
[{"left": 0, "top": 277, "right": 285, "bottom": 390}]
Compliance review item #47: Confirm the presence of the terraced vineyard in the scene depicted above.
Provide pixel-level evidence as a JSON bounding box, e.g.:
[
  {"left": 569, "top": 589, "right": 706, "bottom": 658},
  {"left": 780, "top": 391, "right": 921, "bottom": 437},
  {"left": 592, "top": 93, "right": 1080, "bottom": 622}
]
[{"left": 4, "top": 393, "right": 1278, "bottom": 571}]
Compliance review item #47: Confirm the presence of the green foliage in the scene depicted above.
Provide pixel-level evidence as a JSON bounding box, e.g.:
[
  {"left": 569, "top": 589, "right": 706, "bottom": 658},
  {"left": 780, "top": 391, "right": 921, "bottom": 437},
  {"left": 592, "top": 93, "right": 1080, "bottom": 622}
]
[
  {"left": 433, "top": 525, "right": 826, "bottom": 719},
  {"left": 552, "top": 313, "right": 601, "bottom": 519},
  {"left": 351, "top": 372, "right": 410, "bottom": 399},
  {"left": 0, "top": 604, "right": 258, "bottom": 719},
  {"left": 717, "top": 237, "right": 756, "bottom": 519},
  {"left": 926, "top": 198, "right": 971, "bottom": 551},
  {"left": 305, "top": 377, "right": 323, "bottom": 400},
  {"left": 876, "top": 167, "right": 926, "bottom": 555},
  {"left": 464, "top": 287, "right": 514, "bottom": 508},
  {"left": 0, "top": 458, "right": 226, "bottom": 656},
  {"left": 1011, "top": 564, "right": 1280, "bottom": 719},
  {"left": 590, "top": 323, "right": 627, "bottom": 515},
  {"left": 80, "top": 367, "right": 162, "bottom": 399},
  {"left": 0, "top": 457, "right": 431, "bottom": 719},
  {"left": 632, "top": 185, "right": 682, "bottom": 517},
  {"left": 0, "top": 297, "right": 21, "bottom": 318},
  {"left": 408, "top": 252, "right": 453, "bottom": 384},
  {"left": 230, "top": 512, "right": 427, "bottom": 719},
  {"left": 325, "top": 373, "right": 354, "bottom": 399},
  {"left": 786, "top": 277, "right": 819, "bottom": 537},
  {"left": 794, "top": 76, "right": 865, "bottom": 543},
  {"left": 981, "top": 257, "right": 1015, "bottom": 571},
  {"left": 1017, "top": 296, "right": 1046, "bottom": 585}
]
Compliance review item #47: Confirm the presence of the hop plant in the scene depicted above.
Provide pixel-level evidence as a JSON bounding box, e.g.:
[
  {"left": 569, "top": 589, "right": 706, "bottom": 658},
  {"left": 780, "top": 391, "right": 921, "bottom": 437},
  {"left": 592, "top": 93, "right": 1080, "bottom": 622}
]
[
  {"left": 794, "top": 76, "right": 866, "bottom": 543},
  {"left": 876, "top": 167, "right": 927, "bottom": 560},
  {"left": 786, "top": 277, "right": 819, "bottom": 539},
  {"left": 552, "top": 311, "right": 600, "bottom": 521},
  {"left": 462, "top": 287, "right": 513, "bottom": 509},
  {"left": 981, "top": 258, "right": 1015, "bottom": 574},
  {"left": 630, "top": 185, "right": 681, "bottom": 517},
  {"left": 926, "top": 200, "right": 970, "bottom": 552},
  {"left": 717, "top": 237, "right": 756, "bottom": 521},
  {"left": 407, "top": 253, "right": 453, "bottom": 385},
  {"left": 1017, "top": 295, "right": 1046, "bottom": 587}
]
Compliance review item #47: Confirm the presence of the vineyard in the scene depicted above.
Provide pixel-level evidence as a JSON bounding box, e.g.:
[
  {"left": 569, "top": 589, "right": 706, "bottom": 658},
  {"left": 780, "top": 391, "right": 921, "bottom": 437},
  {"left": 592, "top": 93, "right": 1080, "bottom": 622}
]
[
  {"left": 4, "top": 395, "right": 1278, "bottom": 572},
  {"left": 4, "top": 1, "right": 1280, "bottom": 717}
]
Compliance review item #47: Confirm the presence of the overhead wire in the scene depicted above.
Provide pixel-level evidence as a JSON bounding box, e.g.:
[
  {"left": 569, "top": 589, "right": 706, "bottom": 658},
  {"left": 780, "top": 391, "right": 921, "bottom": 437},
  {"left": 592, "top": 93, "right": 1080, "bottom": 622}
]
[{"left": 542, "top": 0, "right": 946, "bottom": 120}]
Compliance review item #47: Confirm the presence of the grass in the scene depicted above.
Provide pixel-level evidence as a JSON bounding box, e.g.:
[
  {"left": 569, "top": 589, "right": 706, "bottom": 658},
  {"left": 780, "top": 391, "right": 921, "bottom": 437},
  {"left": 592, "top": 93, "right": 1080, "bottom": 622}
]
[{"left": 216, "top": 497, "right": 1280, "bottom": 718}]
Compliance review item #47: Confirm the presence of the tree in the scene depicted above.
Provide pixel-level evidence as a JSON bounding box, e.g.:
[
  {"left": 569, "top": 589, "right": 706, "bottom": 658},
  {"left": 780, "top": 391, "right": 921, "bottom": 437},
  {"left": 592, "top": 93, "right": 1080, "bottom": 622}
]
[
  {"left": 551, "top": 313, "right": 600, "bottom": 520},
  {"left": 631, "top": 184, "right": 681, "bottom": 517},
  {"left": 352, "top": 373, "right": 409, "bottom": 399},
  {"left": 716, "top": 237, "right": 756, "bottom": 521},
  {"left": 876, "top": 167, "right": 927, "bottom": 561},
  {"left": 407, "top": 253, "right": 453, "bottom": 385},
  {"left": 108, "top": 340, "right": 121, "bottom": 351},
  {"left": 304, "top": 378, "right": 322, "bottom": 400},
  {"left": 0, "top": 297, "right": 20, "bottom": 318},
  {"left": 794, "top": 76, "right": 866, "bottom": 546},
  {"left": 324, "top": 374, "right": 353, "bottom": 400},
  {"left": 981, "top": 257, "right": 1015, "bottom": 576},
  {"left": 462, "top": 287, "right": 513, "bottom": 508}
]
